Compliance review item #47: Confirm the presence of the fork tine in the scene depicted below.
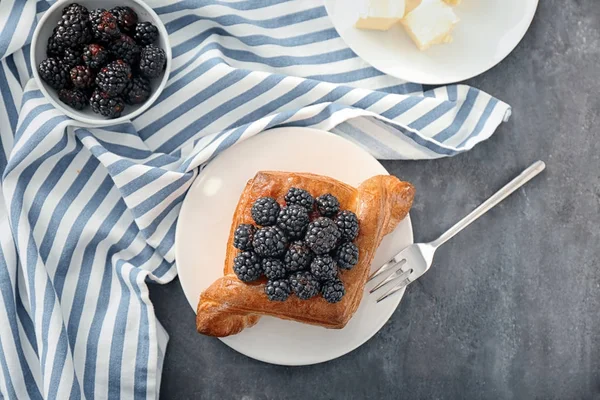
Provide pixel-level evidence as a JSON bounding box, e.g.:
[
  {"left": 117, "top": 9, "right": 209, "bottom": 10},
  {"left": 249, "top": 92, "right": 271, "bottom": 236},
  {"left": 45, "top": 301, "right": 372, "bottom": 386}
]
[
  {"left": 376, "top": 278, "right": 411, "bottom": 303},
  {"left": 368, "top": 257, "right": 406, "bottom": 282},
  {"left": 369, "top": 267, "right": 411, "bottom": 294}
]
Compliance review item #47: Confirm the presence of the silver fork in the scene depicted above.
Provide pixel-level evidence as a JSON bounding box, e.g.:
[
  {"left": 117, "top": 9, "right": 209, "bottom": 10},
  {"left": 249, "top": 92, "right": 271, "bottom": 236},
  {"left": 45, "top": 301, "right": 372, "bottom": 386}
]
[{"left": 369, "top": 160, "right": 546, "bottom": 302}]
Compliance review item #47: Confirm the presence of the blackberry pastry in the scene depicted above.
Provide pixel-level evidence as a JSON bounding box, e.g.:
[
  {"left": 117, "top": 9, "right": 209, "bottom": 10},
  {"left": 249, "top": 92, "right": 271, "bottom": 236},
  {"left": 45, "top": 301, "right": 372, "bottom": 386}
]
[{"left": 196, "top": 171, "right": 415, "bottom": 337}]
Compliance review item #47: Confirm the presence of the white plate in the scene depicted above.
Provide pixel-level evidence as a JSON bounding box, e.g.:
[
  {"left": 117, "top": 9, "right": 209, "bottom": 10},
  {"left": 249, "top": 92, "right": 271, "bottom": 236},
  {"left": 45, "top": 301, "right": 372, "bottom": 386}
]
[
  {"left": 176, "top": 127, "right": 413, "bottom": 366},
  {"left": 324, "top": 0, "right": 538, "bottom": 84}
]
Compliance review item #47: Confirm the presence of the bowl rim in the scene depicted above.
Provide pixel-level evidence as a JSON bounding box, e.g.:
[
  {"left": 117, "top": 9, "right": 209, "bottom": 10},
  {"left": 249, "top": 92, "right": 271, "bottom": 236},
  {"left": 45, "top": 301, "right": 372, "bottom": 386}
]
[{"left": 30, "top": 0, "right": 172, "bottom": 127}]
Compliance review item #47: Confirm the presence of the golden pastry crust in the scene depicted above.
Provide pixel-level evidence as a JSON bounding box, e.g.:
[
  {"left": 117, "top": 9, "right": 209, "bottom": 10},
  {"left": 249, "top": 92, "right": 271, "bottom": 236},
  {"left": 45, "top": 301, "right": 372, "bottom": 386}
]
[{"left": 196, "top": 171, "right": 415, "bottom": 337}]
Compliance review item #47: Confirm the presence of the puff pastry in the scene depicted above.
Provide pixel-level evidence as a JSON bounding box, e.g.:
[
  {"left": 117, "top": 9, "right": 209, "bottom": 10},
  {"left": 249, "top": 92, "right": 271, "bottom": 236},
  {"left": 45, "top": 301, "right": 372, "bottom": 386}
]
[{"left": 196, "top": 171, "right": 415, "bottom": 337}]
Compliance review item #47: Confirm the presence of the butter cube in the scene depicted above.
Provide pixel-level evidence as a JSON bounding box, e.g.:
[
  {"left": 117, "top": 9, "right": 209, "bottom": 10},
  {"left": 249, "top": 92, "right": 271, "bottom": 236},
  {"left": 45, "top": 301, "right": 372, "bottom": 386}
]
[
  {"left": 401, "top": 0, "right": 459, "bottom": 50},
  {"left": 355, "top": 0, "right": 407, "bottom": 31}
]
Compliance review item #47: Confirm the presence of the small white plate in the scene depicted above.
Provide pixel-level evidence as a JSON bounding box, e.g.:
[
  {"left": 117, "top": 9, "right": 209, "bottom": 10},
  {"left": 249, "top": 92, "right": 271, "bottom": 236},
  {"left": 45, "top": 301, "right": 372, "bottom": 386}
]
[
  {"left": 176, "top": 127, "right": 413, "bottom": 366},
  {"left": 324, "top": 0, "right": 538, "bottom": 84}
]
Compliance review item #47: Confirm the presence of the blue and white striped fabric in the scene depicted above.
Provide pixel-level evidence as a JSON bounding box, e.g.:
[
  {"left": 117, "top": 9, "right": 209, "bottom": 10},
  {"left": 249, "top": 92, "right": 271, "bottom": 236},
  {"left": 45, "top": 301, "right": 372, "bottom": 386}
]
[{"left": 0, "top": 0, "right": 511, "bottom": 398}]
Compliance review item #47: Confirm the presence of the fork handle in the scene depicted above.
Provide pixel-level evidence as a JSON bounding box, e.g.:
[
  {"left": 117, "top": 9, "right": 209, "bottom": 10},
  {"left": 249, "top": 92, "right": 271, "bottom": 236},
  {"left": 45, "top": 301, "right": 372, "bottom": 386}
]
[{"left": 429, "top": 161, "right": 546, "bottom": 249}]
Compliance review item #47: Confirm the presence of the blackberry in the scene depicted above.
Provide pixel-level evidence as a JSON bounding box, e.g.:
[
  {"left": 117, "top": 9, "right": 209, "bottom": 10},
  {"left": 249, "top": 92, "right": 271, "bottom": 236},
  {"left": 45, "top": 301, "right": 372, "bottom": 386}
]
[
  {"left": 304, "top": 217, "right": 341, "bottom": 255},
  {"left": 90, "top": 9, "right": 120, "bottom": 42},
  {"left": 289, "top": 271, "right": 320, "bottom": 300},
  {"left": 277, "top": 204, "right": 309, "bottom": 239},
  {"left": 284, "top": 187, "right": 314, "bottom": 211},
  {"left": 283, "top": 241, "right": 313, "bottom": 273},
  {"left": 70, "top": 65, "right": 95, "bottom": 89},
  {"left": 62, "top": 47, "right": 83, "bottom": 69},
  {"left": 95, "top": 60, "right": 131, "bottom": 95},
  {"left": 47, "top": 35, "right": 64, "bottom": 57},
  {"left": 110, "top": 6, "right": 138, "bottom": 34},
  {"left": 265, "top": 278, "right": 291, "bottom": 301},
  {"left": 310, "top": 255, "right": 338, "bottom": 282},
  {"left": 133, "top": 21, "right": 159, "bottom": 46},
  {"left": 123, "top": 76, "right": 151, "bottom": 105},
  {"left": 82, "top": 44, "right": 109, "bottom": 69},
  {"left": 315, "top": 194, "right": 340, "bottom": 217},
  {"left": 138, "top": 44, "right": 166, "bottom": 78},
  {"left": 54, "top": 5, "right": 91, "bottom": 49},
  {"left": 62, "top": 3, "right": 89, "bottom": 18},
  {"left": 335, "top": 242, "right": 359, "bottom": 270},
  {"left": 321, "top": 278, "right": 345, "bottom": 303},
  {"left": 262, "top": 258, "right": 287, "bottom": 280},
  {"left": 58, "top": 88, "right": 87, "bottom": 110},
  {"left": 89, "top": 90, "right": 125, "bottom": 118},
  {"left": 232, "top": 251, "right": 263, "bottom": 282},
  {"left": 252, "top": 227, "right": 287, "bottom": 258},
  {"left": 38, "top": 58, "right": 70, "bottom": 90},
  {"left": 251, "top": 197, "right": 280, "bottom": 226},
  {"left": 109, "top": 34, "right": 140, "bottom": 65},
  {"left": 233, "top": 224, "right": 255, "bottom": 251},
  {"left": 334, "top": 210, "right": 359, "bottom": 242}
]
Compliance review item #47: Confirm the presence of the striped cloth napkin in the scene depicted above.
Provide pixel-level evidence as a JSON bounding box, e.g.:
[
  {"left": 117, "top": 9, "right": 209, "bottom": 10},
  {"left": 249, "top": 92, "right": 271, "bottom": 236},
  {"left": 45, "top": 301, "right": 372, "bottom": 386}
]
[{"left": 0, "top": 0, "right": 510, "bottom": 398}]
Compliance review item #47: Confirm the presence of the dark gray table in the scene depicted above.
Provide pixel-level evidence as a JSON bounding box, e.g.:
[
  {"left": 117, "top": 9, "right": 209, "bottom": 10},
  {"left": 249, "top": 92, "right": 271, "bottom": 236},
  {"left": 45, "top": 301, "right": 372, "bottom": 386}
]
[{"left": 149, "top": 1, "right": 600, "bottom": 398}]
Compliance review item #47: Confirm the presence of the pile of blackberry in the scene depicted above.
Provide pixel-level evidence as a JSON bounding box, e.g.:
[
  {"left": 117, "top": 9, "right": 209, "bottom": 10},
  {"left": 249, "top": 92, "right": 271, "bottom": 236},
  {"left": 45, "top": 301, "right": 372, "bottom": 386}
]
[
  {"left": 232, "top": 188, "right": 360, "bottom": 304},
  {"left": 38, "top": 3, "right": 166, "bottom": 119}
]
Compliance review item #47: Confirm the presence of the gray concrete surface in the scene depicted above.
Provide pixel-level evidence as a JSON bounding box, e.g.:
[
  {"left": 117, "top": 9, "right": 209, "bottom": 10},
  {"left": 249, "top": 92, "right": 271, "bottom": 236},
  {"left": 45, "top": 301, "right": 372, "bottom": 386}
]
[{"left": 149, "top": 1, "right": 600, "bottom": 398}]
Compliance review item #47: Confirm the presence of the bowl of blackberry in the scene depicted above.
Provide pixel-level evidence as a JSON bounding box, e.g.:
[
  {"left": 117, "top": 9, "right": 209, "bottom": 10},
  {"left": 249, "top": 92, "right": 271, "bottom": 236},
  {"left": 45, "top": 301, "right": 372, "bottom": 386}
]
[
  {"left": 233, "top": 188, "right": 360, "bottom": 304},
  {"left": 31, "top": 0, "right": 171, "bottom": 124}
]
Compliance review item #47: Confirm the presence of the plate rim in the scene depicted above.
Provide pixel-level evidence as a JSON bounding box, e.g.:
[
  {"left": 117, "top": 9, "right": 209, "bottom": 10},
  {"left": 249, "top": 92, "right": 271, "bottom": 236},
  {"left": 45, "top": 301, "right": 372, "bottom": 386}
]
[
  {"left": 175, "top": 127, "right": 413, "bottom": 366},
  {"left": 323, "top": 0, "right": 539, "bottom": 84}
]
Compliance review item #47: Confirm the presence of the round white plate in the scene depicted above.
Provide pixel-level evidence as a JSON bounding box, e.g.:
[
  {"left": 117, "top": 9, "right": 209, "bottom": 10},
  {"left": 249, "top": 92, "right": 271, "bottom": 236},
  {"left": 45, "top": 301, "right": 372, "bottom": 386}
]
[
  {"left": 324, "top": 0, "right": 538, "bottom": 84},
  {"left": 176, "top": 127, "right": 413, "bottom": 366}
]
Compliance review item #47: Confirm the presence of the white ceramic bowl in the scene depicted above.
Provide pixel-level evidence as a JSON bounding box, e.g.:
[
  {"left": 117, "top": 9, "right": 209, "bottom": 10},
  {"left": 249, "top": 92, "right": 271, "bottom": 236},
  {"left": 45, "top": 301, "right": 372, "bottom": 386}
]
[{"left": 31, "top": 0, "right": 171, "bottom": 126}]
